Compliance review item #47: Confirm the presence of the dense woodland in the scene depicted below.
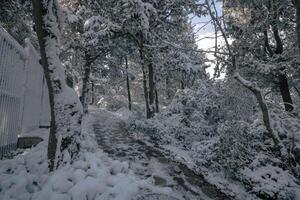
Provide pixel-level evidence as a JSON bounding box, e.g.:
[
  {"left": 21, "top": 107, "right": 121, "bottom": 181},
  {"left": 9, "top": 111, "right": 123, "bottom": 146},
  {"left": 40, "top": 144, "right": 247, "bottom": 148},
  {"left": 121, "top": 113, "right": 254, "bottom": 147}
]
[{"left": 1, "top": 0, "right": 300, "bottom": 199}]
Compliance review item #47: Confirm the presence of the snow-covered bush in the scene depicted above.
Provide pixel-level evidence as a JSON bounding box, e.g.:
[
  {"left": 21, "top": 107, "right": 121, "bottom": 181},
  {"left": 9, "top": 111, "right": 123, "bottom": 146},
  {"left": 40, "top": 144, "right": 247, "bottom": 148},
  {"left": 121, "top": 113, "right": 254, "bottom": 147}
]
[
  {"left": 190, "top": 138, "right": 219, "bottom": 169},
  {"left": 216, "top": 120, "right": 258, "bottom": 178},
  {"left": 268, "top": 106, "right": 300, "bottom": 162},
  {"left": 129, "top": 80, "right": 300, "bottom": 198},
  {"left": 218, "top": 79, "right": 256, "bottom": 123},
  {"left": 130, "top": 84, "right": 219, "bottom": 148}
]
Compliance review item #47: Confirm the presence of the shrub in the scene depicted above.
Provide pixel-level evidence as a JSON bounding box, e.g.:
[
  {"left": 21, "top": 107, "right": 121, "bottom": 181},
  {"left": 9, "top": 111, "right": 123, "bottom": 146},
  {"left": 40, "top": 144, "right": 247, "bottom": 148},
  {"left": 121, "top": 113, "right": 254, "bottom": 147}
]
[{"left": 216, "top": 120, "right": 256, "bottom": 178}]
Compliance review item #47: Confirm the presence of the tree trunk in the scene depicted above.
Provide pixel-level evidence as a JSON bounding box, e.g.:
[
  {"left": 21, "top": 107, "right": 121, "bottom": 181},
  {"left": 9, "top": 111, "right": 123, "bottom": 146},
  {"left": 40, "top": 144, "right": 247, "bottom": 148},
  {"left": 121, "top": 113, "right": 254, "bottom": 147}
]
[
  {"left": 181, "top": 71, "right": 185, "bottom": 89},
  {"left": 125, "top": 56, "right": 132, "bottom": 111},
  {"left": 81, "top": 53, "right": 92, "bottom": 114},
  {"left": 154, "top": 74, "right": 159, "bottom": 113},
  {"left": 32, "top": 0, "right": 82, "bottom": 171},
  {"left": 148, "top": 62, "right": 155, "bottom": 118},
  {"left": 295, "top": 0, "right": 300, "bottom": 102},
  {"left": 297, "top": 0, "right": 300, "bottom": 54},
  {"left": 155, "top": 86, "right": 159, "bottom": 113},
  {"left": 140, "top": 48, "right": 151, "bottom": 118},
  {"left": 278, "top": 74, "right": 294, "bottom": 111},
  {"left": 32, "top": 0, "right": 56, "bottom": 171},
  {"left": 166, "top": 76, "right": 171, "bottom": 100},
  {"left": 269, "top": 1, "right": 293, "bottom": 111},
  {"left": 234, "top": 72, "right": 287, "bottom": 159},
  {"left": 91, "top": 81, "right": 95, "bottom": 105},
  {"left": 181, "top": 81, "right": 185, "bottom": 89}
]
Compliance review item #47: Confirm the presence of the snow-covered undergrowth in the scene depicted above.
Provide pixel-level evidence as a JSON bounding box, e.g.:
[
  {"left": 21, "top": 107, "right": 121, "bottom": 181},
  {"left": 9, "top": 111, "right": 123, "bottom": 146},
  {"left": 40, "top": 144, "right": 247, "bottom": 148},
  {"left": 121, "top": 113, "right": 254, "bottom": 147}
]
[
  {"left": 129, "top": 81, "right": 300, "bottom": 199},
  {"left": 0, "top": 114, "right": 170, "bottom": 200}
]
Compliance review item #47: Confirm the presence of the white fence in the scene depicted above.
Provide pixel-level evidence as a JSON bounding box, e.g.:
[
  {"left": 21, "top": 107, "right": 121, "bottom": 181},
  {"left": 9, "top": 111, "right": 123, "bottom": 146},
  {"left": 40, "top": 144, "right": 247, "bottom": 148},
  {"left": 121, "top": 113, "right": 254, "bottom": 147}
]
[
  {"left": 0, "top": 27, "right": 50, "bottom": 157},
  {"left": 21, "top": 40, "right": 50, "bottom": 132}
]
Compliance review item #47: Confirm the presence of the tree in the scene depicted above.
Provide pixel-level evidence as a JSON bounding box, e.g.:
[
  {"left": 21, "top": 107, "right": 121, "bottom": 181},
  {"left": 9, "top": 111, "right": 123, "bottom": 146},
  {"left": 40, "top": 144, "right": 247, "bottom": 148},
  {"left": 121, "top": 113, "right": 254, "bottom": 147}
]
[
  {"left": 223, "top": 0, "right": 296, "bottom": 112},
  {"left": 32, "top": 0, "right": 83, "bottom": 171},
  {"left": 295, "top": 0, "right": 300, "bottom": 55},
  {"left": 60, "top": 0, "right": 206, "bottom": 118},
  {"left": 201, "top": 0, "right": 290, "bottom": 160},
  {"left": 125, "top": 56, "right": 132, "bottom": 110}
]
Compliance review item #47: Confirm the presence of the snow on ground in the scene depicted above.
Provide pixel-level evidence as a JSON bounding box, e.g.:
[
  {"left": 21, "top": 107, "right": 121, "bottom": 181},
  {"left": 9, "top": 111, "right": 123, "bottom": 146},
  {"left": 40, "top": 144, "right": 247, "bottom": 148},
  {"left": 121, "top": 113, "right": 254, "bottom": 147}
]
[
  {"left": 145, "top": 136, "right": 300, "bottom": 200},
  {"left": 159, "top": 144, "right": 254, "bottom": 200},
  {"left": 92, "top": 109, "right": 229, "bottom": 200},
  {"left": 0, "top": 112, "right": 171, "bottom": 200}
]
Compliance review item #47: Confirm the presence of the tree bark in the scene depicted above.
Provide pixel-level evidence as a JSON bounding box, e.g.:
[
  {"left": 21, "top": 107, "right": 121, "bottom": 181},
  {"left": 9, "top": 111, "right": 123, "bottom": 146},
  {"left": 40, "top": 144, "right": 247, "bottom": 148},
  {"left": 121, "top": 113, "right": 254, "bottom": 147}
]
[
  {"left": 155, "top": 85, "right": 159, "bottom": 113},
  {"left": 296, "top": 0, "right": 300, "bottom": 54},
  {"left": 81, "top": 52, "right": 92, "bottom": 114},
  {"left": 32, "top": 0, "right": 57, "bottom": 171},
  {"left": 148, "top": 62, "right": 155, "bottom": 118},
  {"left": 154, "top": 73, "right": 159, "bottom": 113},
  {"left": 234, "top": 72, "right": 287, "bottom": 158},
  {"left": 91, "top": 81, "right": 95, "bottom": 105},
  {"left": 125, "top": 56, "right": 132, "bottom": 111},
  {"left": 181, "top": 71, "right": 185, "bottom": 89},
  {"left": 269, "top": 0, "right": 293, "bottom": 111},
  {"left": 140, "top": 48, "right": 151, "bottom": 118},
  {"left": 166, "top": 76, "right": 171, "bottom": 100},
  {"left": 278, "top": 74, "right": 294, "bottom": 111},
  {"left": 181, "top": 80, "right": 185, "bottom": 89},
  {"left": 32, "top": 0, "right": 82, "bottom": 171}
]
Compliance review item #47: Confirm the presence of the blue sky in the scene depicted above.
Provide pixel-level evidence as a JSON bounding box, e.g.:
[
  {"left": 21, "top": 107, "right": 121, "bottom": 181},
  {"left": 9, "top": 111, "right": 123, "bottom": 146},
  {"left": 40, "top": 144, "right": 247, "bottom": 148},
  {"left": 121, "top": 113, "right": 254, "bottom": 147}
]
[
  {"left": 190, "top": 1, "right": 224, "bottom": 77},
  {"left": 191, "top": 0, "right": 223, "bottom": 35}
]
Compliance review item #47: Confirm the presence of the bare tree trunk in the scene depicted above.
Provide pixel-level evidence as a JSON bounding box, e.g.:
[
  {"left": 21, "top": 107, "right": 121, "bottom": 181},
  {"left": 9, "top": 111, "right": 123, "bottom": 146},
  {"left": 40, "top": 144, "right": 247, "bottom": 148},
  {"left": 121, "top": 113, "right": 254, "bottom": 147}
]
[
  {"left": 81, "top": 53, "right": 92, "bottom": 114},
  {"left": 166, "top": 76, "right": 171, "bottom": 100},
  {"left": 278, "top": 74, "right": 294, "bottom": 111},
  {"left": 181, "top": 71, "right": 185, "bottom": 89},
  {"left": 264, "top": 27, "right": 293, "bottom": 111},
  {"left": 125, "top": 56, "right": 132, "bottom": 111},
  {"left": 32, "top": 0, "right": 57, "bottom": 171},
  {"left": 154, "top": 74, "right": 159, "bottom": 113},
  {"left": 294, "top": 0, "right": 300, "bottom": 101},
  {"left": 296, "top": 0, "right": 300, "bottom": 54},
  {"left": 140, "top": 48, "right": 151, "bottom": 118},
  {"left": 155, "top": 86, "right": 159, "bottom": 113},
  {"left": 32, "top": 0, "right": 82, "bottom": 171},
  {"left": 269, "top": 1, "right": 293, "bottom": 111},
  {"left": 148, "top": 62, "right": 155, "bottom": 118},
  {"left": 91, "top": 81, "right": 95, "bottom": 105},
  {"left": 181, "top": 81, "right": 184, "bottom": 89},
  {"left": 234, "top": 72, "right": 287, "bottom": 158}
]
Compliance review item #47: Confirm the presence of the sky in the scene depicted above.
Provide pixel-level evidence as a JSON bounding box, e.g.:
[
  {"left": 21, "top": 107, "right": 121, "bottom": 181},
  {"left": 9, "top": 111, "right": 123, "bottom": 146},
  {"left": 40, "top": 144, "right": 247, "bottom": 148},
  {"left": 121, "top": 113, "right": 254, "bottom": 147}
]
[{"left": 191, "top": 1, "right": 224, "bottom": 78}]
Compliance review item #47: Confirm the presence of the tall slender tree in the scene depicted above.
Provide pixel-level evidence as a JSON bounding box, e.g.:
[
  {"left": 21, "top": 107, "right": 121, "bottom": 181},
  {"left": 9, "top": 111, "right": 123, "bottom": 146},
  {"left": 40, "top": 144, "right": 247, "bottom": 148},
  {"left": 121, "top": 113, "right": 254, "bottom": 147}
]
[{"left": 32, "top": 0, "right": 83, "bottom": 171}]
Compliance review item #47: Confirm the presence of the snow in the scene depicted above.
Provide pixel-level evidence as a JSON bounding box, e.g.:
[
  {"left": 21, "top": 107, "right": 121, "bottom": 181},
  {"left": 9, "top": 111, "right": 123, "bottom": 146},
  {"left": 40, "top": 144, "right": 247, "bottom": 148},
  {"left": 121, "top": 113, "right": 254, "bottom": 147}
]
[
  {"left": 162, "top": 145, "right": 194, "bottom": 166},
  {"left": 20, "top": 128, "right": 49, "bottom": 141},
  {"left": 242, "top": 165, "right": 299, "bottom": 198},
  {"left": 158, "top": 142, "right": 257, "bottom": 200},
  {"left": 0, "top": 114, "right": 172, "bottom": 200}
]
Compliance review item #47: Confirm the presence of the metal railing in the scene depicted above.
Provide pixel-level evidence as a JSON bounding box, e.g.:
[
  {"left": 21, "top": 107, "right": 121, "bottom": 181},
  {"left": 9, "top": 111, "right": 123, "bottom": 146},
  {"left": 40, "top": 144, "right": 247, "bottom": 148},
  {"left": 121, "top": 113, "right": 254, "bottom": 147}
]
[
  {"left": 0, "top": 26, "right": 50, "bottom": 158},
  {"left": 0, "top": 27, "right": 26, "bottom": 156}
]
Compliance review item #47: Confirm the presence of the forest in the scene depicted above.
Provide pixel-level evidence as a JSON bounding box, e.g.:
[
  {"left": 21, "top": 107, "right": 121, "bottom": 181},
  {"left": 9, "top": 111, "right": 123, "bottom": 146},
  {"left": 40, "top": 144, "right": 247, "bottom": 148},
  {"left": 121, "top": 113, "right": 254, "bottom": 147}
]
[{"left": 1, "top": 0, "right": 300, "bottom": 199}]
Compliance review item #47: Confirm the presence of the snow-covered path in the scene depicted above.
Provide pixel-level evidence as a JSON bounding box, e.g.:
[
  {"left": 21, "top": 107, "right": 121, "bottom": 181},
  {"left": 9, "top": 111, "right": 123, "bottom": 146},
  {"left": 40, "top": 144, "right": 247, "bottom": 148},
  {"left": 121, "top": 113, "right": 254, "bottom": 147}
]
[{"left": 92, "top": 109, "right": 231, "bottom": 200}]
